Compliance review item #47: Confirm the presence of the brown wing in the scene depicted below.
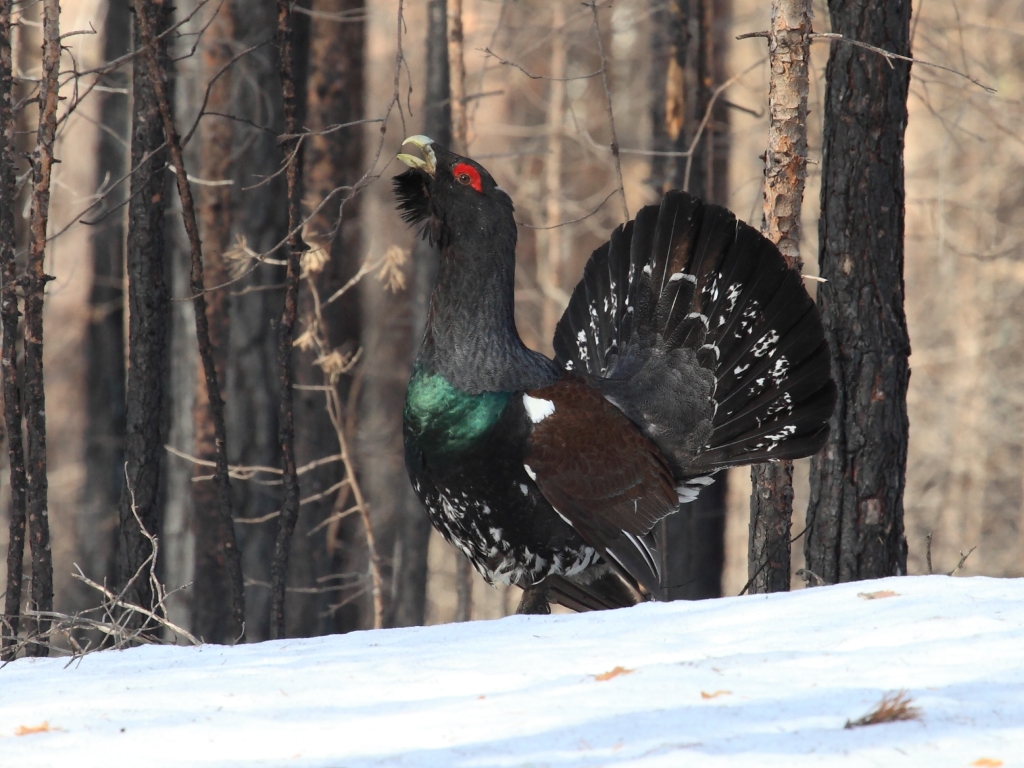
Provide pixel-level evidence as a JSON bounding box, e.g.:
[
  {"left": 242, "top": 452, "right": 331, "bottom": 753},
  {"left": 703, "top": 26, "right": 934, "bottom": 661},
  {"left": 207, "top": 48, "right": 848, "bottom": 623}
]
[{"left": 523, "top": 377, "right": 678, "bottom": 593}]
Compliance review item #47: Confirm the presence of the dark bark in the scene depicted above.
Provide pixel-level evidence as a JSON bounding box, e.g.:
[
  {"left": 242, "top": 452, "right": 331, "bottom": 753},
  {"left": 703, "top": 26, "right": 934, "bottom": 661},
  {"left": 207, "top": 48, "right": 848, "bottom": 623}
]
[
  {"left": 269, "top": 0, "right": 305, "bottom": 641},
  {"left": 81, "top": 0, "right": 129, "bottom": 605},
  {"left": 117, "top": 0, "right": 173, "bottom": 615},
  {"left": 387, "top": 0, "right": 450, "bottom": 628},
  {"left": 192, "top": 0, "right": 236, "bottom": 645},
  {"left": 289, "top": 0, "right": 366, "bottom": 636},
  {"left": 22, "top": 0, "right": 60, "bottom": 656},
  {"left": 0, "top": 0, "right": 27, "bottom": 658},
  {"left": 649, "top": 0, "right": 729, "bottom": 203},
  {"left": 650, "top": 0, "right": 729, "bottom": 600},
  {"left": 225, "top": 0, "right": 288, "bottom": 642},
  {"left": 806, "top": 0, "right": 911, "bottom": 583},
  {"left": 131, "top": 0, "right": 245, "bottom": 637},
  {"left": 748, "top": 461, "right": 793, "bottom": 593}
]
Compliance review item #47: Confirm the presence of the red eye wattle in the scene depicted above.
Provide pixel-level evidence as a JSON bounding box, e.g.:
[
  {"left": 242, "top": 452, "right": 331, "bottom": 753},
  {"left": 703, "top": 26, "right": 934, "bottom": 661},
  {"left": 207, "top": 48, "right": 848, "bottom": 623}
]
[{"left": 452, "top": 162, "right": 483, "bottom": 192}]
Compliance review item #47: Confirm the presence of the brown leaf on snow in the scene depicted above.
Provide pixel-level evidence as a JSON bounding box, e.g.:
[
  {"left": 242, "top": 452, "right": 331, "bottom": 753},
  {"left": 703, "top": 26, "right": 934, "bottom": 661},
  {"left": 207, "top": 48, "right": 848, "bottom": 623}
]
[
  {"left": 700, "top": 690, "right": 731, "bottom": 699},
  {"left": 844, "top": 690, "right": 921, "bottom": 728},
  {"left": 857, "top": 590, "right": 899, "bottom": 600},
  {"left": 594, "top": 666, "right": 633, "bottom": 682},
  {"left": 15, "top": 722, "right": 51, "bottom": 736},
  {"left": 971, "top": 759, "right": 1004, "bottom": 767}
]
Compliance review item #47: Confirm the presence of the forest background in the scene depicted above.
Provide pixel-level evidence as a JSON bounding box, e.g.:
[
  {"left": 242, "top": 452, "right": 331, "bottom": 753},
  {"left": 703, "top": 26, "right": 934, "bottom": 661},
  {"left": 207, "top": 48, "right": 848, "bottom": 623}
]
[{"left": 0, "top": 0, "right": 1021, "bottom": 652}]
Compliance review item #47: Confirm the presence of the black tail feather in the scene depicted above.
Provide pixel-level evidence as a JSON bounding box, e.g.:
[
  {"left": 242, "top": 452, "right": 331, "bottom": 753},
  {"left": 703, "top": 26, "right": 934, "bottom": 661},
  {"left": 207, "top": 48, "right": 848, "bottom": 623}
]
[
  {"left": 543, "top": 565, "right": 646, "bottom": 612},
  {"left": 553, "top": 191, "right": 836, "bottom": 479}
]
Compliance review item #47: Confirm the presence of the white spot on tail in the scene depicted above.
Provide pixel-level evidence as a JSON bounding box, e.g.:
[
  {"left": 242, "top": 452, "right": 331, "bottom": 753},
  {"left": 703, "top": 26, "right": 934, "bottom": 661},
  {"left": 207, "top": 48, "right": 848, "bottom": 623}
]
[
  {"left": 752, "top": 329, "right": 780, "bottom": 358},
  {"left": 523, "top": 395, "right": 555, "bottom": 424},
  {"left": 724, "top": 282, "right": 743, "bottom": 313},
  {"left": 524, "top": 464, "right": 537, "bottom": 481}
]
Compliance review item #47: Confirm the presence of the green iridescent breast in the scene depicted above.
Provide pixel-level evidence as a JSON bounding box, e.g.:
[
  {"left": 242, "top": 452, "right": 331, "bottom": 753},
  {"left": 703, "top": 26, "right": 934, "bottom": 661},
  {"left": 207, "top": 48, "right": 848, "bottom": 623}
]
[{"left": 404, "top": 367, "right": 512, "bottom": 456}]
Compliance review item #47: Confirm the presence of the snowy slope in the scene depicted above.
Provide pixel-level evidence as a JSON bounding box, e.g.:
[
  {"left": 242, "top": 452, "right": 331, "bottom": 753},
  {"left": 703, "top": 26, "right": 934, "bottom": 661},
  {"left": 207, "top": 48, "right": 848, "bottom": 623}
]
[{"left": 1, "top": 575, "right": 1022, "bottom": 767}]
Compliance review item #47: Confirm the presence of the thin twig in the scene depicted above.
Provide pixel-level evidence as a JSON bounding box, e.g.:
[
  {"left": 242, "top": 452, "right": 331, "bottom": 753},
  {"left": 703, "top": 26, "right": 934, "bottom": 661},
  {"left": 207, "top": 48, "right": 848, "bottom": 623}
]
[
  {"left": 517, "top": 190, "right": 617, "bottom": 230},
  {"left": 479, "top": 46, "right": 601, "bottom": 82},
  {"left": 165, "top": 444, "right": 343, "bottom": 481},
  {"left": 72, "top": 568, "right": 201, "bottom": 647},
  {"left": 947, "top": 545, "right": 976, "bottom": 576},
  {"left": 741, "top": 28, "right": 994, "bottom": 93},
  {"left": 810, "top": 32, "right": 994, "bottom": 93},
  {"left": 925, "top": 532, "right": 933, "bottom": 574},
  {"left": 587, "top": 1, "right": 628, "bottom": 223}
]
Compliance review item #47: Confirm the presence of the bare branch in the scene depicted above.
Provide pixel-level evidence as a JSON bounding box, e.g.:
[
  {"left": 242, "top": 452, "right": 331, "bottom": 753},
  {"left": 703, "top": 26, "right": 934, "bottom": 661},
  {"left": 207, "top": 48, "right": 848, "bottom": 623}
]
[
  {"left": 479, "top": 46, "right": 601, "bottom": 82},
  {"left": 809, "top": 32, "right": 995, "bottom": 93},
  {"left": 587, "top": 1, "right": 628, "bottom": 223},
  {"left": 947, "top": 545, "right": 976, "bottom": 576}
]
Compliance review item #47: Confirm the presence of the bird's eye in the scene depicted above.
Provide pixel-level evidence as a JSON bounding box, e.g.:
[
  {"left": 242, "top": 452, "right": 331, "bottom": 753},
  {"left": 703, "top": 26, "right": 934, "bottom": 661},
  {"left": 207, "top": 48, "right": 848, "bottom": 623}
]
[{"left": 451, "top": 162, "right": 483, "bottom": 191}]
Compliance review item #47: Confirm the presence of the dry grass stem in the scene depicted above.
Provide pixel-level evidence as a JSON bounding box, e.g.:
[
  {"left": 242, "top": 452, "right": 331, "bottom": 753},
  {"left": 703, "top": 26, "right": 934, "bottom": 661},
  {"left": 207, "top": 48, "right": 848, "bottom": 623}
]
[{"left": 844, "top": 690, "right": 921, "bottom": 728}]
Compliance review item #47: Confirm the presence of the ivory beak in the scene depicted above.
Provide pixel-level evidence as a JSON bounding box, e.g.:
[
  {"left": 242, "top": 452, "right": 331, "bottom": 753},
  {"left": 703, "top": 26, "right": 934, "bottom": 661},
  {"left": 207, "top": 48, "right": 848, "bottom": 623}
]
[{"left": 397, "top": 135, "right": 437, "bottom": 176}]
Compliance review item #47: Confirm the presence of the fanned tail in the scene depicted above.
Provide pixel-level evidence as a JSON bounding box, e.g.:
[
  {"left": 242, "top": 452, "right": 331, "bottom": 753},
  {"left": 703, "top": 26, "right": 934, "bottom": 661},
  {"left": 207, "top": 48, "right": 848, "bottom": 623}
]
[{"left": 553, "top": 191, "right": 836, "bottom": 478}]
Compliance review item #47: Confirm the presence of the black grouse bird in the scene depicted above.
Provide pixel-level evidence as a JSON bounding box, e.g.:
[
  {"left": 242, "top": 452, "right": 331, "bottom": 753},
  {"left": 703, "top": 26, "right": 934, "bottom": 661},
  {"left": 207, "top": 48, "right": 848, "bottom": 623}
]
[{"left": 395, "top": 135, "right": 836, "bottom": 614}]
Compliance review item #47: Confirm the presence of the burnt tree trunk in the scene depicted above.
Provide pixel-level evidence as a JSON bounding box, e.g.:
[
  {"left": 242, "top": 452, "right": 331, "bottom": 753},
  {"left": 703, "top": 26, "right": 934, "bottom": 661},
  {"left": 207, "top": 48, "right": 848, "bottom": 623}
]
[
  {"left": 291, "top": 0, "right": 367, "bottom": 636},
  {"left": 805, "top": 0, "right": 911, "bottom": 583},
  {"left": 387, "top": 0, "right": 450, "bottom": 628},
  {"left": 22, "top": 0, "right": 61, "bottom": 655},
  {"left": 225, "top": 0, "right": 288, "bottom": 642},
  {"left": 748, "top": 0, "right": 812, "bottom": 595},
  {"left": 192, "top": 0, "right": 236, "bottom": 645},
  {"left": 117, "top": 0, "right": 172, "bottom": 612},
  {"left": 0, "top": 0, "right": 27, "bottom": 658},
  {"left": 268, "top": 0, "right": 305, "bottom": 641},
  {"left": 132, "top": 0, "right": 247, "bottom": 639},
  {"left": 81, "top": 0, "right": 129, "bottom": 606},
  {"left": 649, "top": 0, "right": 730, "bottom": 600}
]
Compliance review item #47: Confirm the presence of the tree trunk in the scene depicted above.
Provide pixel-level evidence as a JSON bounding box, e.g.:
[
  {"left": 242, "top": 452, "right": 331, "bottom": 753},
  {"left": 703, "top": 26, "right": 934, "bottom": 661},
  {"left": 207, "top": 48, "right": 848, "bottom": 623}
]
[
  {"left": 747, "top": 0, "right": 812, "bottom": 596},
  {"left": 650, "top": 0, "right": 730, "bottom": 600},
  {"left": 192, "top": 0, "right": 236, "bottom": 644},
  {"left": 162, "top": 0, "right": 201, "bottom": 639},
  {"left": 269, "top": 0, "right": 305, "bottom": 641},
  {"left": 20, "top": 0, "right": 61, "bottom": 656},
  {"left": 805, "top": 0, "right": 911, "bottom": 583},
  {"left": 117, "top": 0, "right": 172, "bottom": 614},
  {"left": 0, "top": 0, "right": 28, "bottom": 658},
  {"left": 223, "top": 0, "right": 289, "bottom": 642},
  {"left": 288, "top": 0, "right": 368, "bottom": 637},
  {"left": 80, "top": 0, "right": 129, "bottom": 602}
]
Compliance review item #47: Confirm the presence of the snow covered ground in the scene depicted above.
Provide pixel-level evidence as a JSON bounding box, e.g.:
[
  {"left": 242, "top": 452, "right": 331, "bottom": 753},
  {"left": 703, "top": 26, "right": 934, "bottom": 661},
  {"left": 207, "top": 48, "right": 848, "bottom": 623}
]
[{"left": 2, "top": 575, "right": 1022, "bottom": 767}]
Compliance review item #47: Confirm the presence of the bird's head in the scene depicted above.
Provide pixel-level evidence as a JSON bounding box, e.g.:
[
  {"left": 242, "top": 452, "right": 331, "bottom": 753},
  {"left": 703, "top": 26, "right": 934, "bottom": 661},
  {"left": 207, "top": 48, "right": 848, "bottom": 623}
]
[{"left": 393, "top": 136, "right": 515, "bottom": 248}]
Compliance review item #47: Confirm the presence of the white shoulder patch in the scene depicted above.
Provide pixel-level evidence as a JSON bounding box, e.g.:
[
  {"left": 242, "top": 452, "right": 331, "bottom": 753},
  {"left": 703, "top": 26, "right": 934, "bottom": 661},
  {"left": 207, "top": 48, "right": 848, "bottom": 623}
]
[{"left": 523, "top": 394, "right": 555, "bottom": 424}]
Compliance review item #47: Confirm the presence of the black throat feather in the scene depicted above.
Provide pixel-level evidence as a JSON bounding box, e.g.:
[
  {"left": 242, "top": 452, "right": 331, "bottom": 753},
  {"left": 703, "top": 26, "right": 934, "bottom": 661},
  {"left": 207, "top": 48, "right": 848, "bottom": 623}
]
[{"left": 403, "top": 181, "right": 556, "bottom": 394}]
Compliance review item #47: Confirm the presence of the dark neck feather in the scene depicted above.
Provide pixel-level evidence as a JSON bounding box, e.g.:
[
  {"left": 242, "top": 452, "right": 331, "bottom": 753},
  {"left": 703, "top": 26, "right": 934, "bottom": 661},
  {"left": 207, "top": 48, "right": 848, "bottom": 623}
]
[{"left": 418, "top": 229, "right": 557, "bottom": 394}]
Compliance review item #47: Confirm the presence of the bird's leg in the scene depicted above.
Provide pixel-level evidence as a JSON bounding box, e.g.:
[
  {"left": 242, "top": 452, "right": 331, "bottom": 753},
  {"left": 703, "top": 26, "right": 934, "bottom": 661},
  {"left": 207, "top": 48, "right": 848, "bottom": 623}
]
[{"left": 516, "top": 581, "right": 551, "bottom": 615}]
